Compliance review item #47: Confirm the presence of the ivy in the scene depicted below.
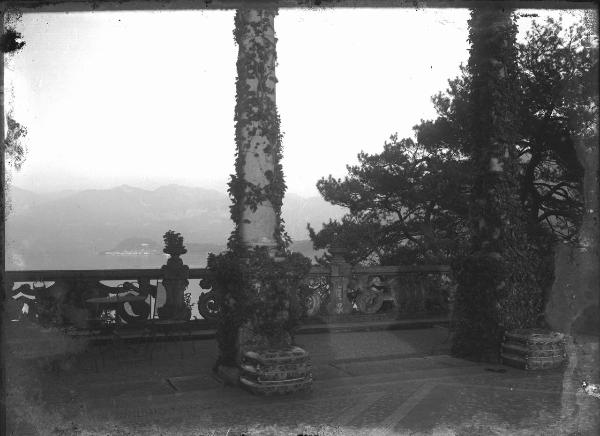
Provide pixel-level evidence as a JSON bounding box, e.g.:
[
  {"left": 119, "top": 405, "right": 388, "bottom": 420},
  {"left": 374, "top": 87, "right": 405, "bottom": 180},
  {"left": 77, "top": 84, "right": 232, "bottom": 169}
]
[
  {"left": 208, "top": 247, "right": 311, "bottom": 367},
  {"left": 212, "top": 10, "right": 311, "bottom": 368},
  {"left": 452, "top": 9, "right": 547, "bottom": 361},
  {"left": 228, "top": 9, "right": 290, "bottom": 252}
]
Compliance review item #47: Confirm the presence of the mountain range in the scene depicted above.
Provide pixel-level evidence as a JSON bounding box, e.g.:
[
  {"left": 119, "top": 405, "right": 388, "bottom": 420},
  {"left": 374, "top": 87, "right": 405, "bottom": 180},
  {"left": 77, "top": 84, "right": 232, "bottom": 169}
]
[{"left": 5, "top": 184, "right": 346, "bottom": 270}]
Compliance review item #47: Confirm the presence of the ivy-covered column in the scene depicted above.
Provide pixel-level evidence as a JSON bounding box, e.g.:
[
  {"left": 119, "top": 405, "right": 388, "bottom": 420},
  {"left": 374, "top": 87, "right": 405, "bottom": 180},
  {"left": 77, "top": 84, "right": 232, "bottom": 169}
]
[
  {"left": 451, "top": 8, "right": 544, "bottom": 361},
  {"left": 230, "top": 8, "right": 283, "bottom": 252},
  {"left": 208, "top": 9, "right": 313, "bottom": 395}
]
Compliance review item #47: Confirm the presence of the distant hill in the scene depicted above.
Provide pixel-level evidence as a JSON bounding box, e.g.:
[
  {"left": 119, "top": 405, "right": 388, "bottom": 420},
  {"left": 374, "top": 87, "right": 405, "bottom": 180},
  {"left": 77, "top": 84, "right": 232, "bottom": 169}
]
[{"left": 5, "top": 184, "right": 344, "bottom": 270}]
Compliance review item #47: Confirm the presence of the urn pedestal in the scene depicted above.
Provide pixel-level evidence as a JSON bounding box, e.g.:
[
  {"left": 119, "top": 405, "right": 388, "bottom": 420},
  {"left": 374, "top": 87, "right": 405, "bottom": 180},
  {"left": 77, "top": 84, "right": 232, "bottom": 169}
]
[{"left": 157, "top": 249, "right": 190, "bottom": 320}]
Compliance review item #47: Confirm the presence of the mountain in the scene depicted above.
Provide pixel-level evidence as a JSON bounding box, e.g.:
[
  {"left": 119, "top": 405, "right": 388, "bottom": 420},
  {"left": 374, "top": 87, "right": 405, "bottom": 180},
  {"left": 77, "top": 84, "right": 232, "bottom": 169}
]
[
  {"left": 6, "top": 186, "right": 77, "bottom": 214},
  {"left": 5, "top": 184, "right": 345, "bottom": 270},
  {"left": 281, "top": 193, "right": 347, "bottom": 240}
]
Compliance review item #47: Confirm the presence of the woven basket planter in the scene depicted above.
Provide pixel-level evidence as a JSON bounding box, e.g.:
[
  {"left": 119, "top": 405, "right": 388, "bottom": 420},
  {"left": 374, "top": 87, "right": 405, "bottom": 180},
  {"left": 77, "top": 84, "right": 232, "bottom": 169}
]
[
  {"left": 501, "top": 329, "right": 567, "bottom": 370},
  {"left": 239, "top": 346, "right": 313, "bottom": 395}
]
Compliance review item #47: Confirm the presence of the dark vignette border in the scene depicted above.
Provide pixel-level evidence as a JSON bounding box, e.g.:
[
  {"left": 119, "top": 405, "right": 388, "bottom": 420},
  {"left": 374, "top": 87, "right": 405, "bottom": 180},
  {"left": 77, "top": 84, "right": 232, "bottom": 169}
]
[{"left": 0, "top": 0, "right": 597, "bottom": 434}]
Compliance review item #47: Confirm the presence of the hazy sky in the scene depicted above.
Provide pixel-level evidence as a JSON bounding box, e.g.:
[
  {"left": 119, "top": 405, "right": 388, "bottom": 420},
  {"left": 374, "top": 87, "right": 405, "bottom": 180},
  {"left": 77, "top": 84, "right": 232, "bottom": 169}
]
[{"left": 5, "top": 7, "right": 587, "bottom": 197}]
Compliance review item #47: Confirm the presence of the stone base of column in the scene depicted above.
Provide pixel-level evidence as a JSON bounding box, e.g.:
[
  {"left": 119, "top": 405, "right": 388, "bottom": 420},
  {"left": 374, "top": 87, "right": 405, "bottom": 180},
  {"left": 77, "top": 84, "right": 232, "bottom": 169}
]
[
  {"left": 215, "top": 348, "right": 313, "bottom": 395},
  {"left": 215, "top": 323, "right": 313, "bottom": 395},
  {"left": 500, "top": 329, "right": 567, "bottom": 370},
  {"left": 239, "top": 346, "right": 313, "bottom": 395}
]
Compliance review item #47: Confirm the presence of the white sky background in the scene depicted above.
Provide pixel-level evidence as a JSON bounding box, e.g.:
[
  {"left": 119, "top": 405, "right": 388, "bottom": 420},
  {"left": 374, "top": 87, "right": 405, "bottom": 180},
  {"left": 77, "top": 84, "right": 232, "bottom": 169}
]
[{"left": 4, "top": 7, "right": 588, "bottom": 197}]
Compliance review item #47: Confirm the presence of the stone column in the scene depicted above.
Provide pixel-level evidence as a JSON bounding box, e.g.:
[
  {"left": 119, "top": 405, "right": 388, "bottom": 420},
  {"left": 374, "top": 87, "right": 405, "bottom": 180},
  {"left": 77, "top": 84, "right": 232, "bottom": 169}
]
[
  {"left": 234, "top": 9, "right": 279, "bottom": 252},
  {"left": 452, "top": 8, "right": 543, "bottom": 361},
  {"left": 216, "top": 10, "right": 312, "bottom": 395}
]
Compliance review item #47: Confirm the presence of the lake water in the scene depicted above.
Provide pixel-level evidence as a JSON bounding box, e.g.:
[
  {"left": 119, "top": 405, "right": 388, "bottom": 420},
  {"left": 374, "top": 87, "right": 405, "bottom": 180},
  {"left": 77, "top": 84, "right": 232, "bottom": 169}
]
[{"left": 6, "top": 252, "right": 212, "bottom": 270}]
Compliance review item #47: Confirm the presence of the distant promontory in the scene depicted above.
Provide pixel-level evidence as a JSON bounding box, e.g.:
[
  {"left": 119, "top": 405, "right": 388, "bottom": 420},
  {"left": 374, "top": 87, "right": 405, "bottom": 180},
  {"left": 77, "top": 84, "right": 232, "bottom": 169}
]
[{"left": 101, "top": 238, "right": 161, "bottom": 255}]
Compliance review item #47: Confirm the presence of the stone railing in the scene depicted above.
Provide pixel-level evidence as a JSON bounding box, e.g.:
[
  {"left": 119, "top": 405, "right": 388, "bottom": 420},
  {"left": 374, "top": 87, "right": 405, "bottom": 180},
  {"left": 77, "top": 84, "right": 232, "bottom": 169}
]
[
  {"left": 5, "top": 255, "right": 453, "bottom": 329},
  {"left": 300, "top": 257, "right": 454, "bottom": 320},
  {"left": 5, "top": 268, "right": 216, "bottom": 329}
]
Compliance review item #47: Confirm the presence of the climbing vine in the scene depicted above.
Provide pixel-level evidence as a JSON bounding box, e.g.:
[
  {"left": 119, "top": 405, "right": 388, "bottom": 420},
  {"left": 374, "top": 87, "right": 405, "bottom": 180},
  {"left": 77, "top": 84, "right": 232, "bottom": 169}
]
[
  {"left": 211, "top": 9, "right": 311, "bottom": 368},
  {"left": 452, "top": 9, "right": 547, "bottom": 361},
  {"left": 228, "top": 8, "right": 290, "bottom": 252},
  {"left": 208, "top": 247, "right": 311, "bottom": 367}
]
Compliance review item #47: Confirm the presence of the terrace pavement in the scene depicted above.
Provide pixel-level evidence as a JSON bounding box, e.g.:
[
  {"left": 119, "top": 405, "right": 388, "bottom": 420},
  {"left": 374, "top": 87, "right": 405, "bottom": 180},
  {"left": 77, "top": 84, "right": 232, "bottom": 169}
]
[{"left": 5, "top": 322, "right": 596, "bottom": 436}]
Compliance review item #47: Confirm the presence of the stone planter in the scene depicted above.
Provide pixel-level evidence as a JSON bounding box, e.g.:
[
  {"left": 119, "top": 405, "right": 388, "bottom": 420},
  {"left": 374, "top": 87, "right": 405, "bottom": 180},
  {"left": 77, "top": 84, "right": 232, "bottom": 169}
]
[{"left": 501, "top": 329, "right": 567, "bottom": 370}]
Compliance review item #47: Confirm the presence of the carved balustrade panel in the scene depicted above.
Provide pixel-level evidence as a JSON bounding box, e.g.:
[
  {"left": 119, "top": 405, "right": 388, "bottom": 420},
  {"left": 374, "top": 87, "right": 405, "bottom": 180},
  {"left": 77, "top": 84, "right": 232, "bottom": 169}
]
[
  {"left": 300, "top": 268, "right": 331, "bottom": 318},
  {"left": 348, "top": 271, "right": 399, "bottom": 314},
  {"left": 300, "top": 264, "right": 454, "bottom": 317},
  {"left": 6, "top": 268, "right": 212, "bottom": 329},
  {"left": 197, "top": 275, "right": 219, "bottom": 321}
]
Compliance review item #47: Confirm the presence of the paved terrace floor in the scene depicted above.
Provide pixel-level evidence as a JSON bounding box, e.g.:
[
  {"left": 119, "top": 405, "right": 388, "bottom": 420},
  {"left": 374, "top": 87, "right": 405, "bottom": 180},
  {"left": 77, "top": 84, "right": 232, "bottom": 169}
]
[{"left": 5, "top": 322, "right": 597, "bottom": 436}]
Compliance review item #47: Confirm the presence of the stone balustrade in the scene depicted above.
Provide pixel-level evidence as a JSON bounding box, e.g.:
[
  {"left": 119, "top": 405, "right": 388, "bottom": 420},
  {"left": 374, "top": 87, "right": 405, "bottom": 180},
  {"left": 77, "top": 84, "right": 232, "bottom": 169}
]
[
  {"left": 5, "top": 268, "right": 214, "bottom": 328},
  {"left": 5, "top": 260, "right": 453, "bottom": 329},
  {"left": 301, "top": 262, "right": 454, "bottom": 319}
]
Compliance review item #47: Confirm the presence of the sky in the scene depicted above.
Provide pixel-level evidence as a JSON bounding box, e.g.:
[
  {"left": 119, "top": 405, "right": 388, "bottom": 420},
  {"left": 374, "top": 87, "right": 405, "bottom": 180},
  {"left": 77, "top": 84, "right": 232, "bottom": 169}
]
[{"left": 4, "top": 7, "right": 590, "bottom": 197}]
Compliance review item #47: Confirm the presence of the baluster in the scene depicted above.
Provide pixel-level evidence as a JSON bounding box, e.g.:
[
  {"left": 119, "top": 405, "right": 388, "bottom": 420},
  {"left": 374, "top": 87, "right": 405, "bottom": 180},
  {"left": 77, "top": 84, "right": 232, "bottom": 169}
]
[{"left": 326, "top": 243, "right": 353, "bottom": 315}]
